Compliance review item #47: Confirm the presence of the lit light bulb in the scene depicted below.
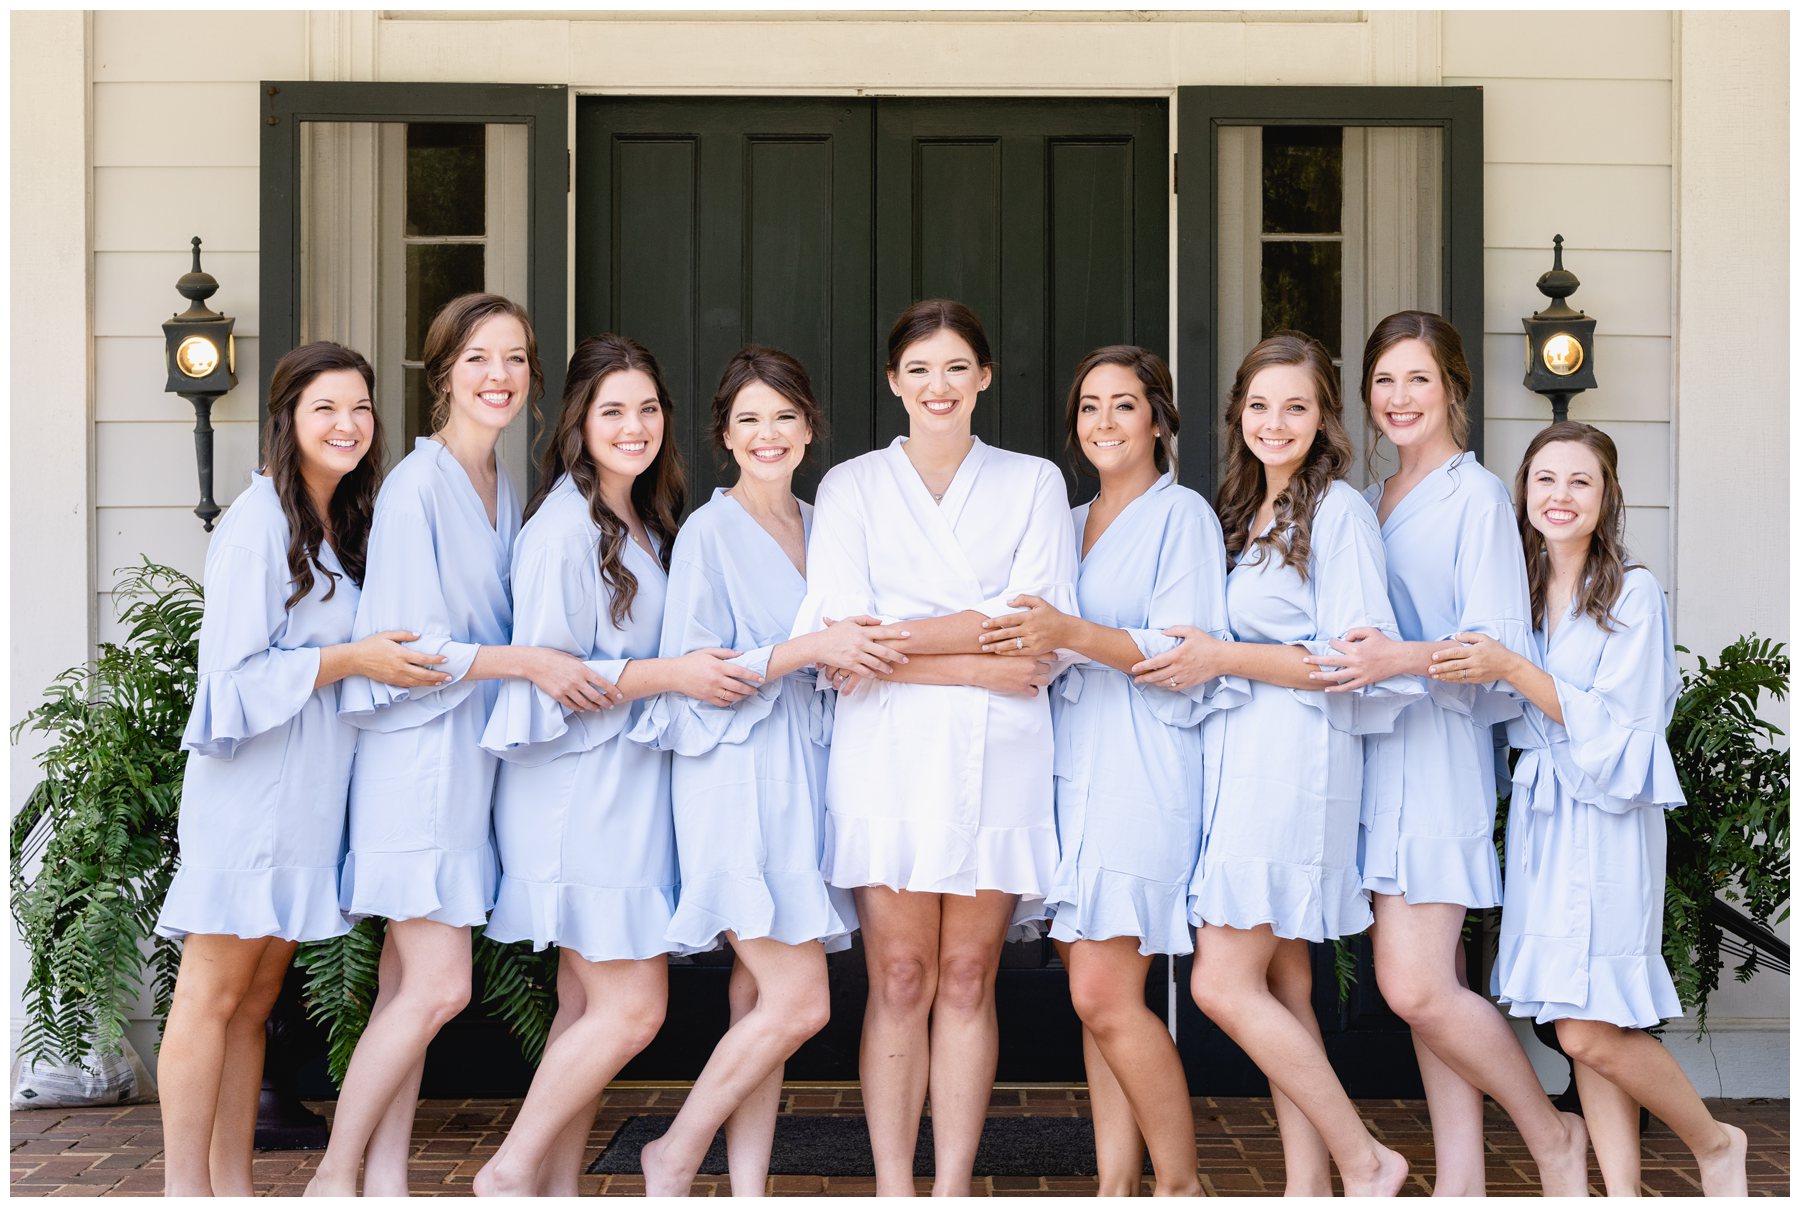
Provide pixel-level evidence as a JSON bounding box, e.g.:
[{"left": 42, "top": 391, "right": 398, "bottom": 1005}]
[
  {"left": 1541, "top": 333, "right": 1583, "bottom": 377},
  {"left": 175, "top": 335, "right": 220, "bottom": 378}
]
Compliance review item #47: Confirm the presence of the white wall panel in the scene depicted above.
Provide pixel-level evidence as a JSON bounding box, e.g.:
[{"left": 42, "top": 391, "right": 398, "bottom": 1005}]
[
  {"left": 93, "top": 82, "right": 262, "bottom": 167},
  {"left": 96, "top": 336, "right": 261, "bottom": 425},
  {"left": 1483, "top": 417, "right": 1669, "bottom": 508},
  {"left": 96, "top": 504, "right": 223, "bottom": 586},
  {"left": 1484, "top": 164, "right": 1671, "bottom": 252},
  {"left": 1482, "top": 334, "right": 1671, "bottom": 423},
  {"left": 1483, "top": 249, "right": 1669, "bottom": 338},
  {"left": 94, "top": 166, "right": 260, "bottom": 252},
  {"left": 96, "top": 250, "right": 259, "bottom": 338},
  {"left": 94, "top": 420, "right": 259, "bottom": 509},
  {"left": 1243, "top": 21, "right": 1369, "bottom": 85},
  {"left": 1441, "top": 11, "right": 1670, "bottom": 81},
  {"left": 1447, "top": 78, "right": 1672, "bottom": 166},
  {"left": 93, "top": 10, "right": 307, "bottom": 82}
]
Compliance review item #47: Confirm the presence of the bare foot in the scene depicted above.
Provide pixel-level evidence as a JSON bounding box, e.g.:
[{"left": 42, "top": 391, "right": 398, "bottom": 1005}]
[
  {"left": 1538, "top": 1110, "right": 1592, "bottom": 1197},
  {"left": 1340, "top": 1144, "right": 1409, "bottom": 1198},
  {"left": 639, "top": 1133, "right": 694, "bottom": 1198},
  {"left": 1697, "top": 1122, "right": 1747, "bottom": 1197},
  {"left": 471, "top": 1154, "right": 534, "bottom": 1197}
]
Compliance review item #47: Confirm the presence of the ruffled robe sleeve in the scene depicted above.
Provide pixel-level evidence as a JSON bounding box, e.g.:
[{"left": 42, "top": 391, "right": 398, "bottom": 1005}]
[
  {"left": 1123, "top": 498, "right": 1251, "bottom": 728},
  {"left": 968, "top": 461, "right": 1080, "bottom": 621},
  {"left": 480, "top": 537, "right": 632, "bottom": 767},
  {"left": 628, "top": 535, "right": 787, "bottom": 757},
  {"left": 1294, "top": 490, "right": 1423, "bottom": 735},
  {"left": 337, "top": 496, "right": 483, "bottom": 732},
  {"left": 1428, "top": 490, "right": 1535, "bottom": 724},
  {"left": 182, "top": 544, "right": 322, "bottom": 759},
  {"left": 791, "top": 468, "right": 887, "bottom": 635},
  {"left": 1550, "top": 572, "right": 1686, "bottom": 814}
]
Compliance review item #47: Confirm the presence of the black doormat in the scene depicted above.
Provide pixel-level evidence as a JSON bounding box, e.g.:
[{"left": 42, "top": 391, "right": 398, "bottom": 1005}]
[{"left": 589, "top": 1114, "right": 1125, "bottom": 1177}]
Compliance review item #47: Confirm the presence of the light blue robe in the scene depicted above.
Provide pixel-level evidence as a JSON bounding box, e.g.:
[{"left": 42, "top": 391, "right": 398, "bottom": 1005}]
[
  {"left": 1047, "top": 474, "right": 1248, "bottom": 956},
  {"left": 480, "top": 473, "right": 680, "bottom": 962},
  {"left": 1492, "top": 568, "right": 1686, "bottom": 1027},
  {"left": 1191, "top": 479, "right": 1422, "bottom": 942},
  {"left": 1360, "top": 453, "right": 1533, "bottom": 909},
  {"left": 157, "top": 472, "right": 356, "bottom": 943},
  {"left": 338, "top": 438, "right": 518, "bottom": 927},
  {"left": 628, "top": 489, "right": 856, "bottom": 954}
]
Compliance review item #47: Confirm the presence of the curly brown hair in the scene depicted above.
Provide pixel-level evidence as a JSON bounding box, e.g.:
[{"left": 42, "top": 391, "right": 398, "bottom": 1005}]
[
  {"left": 1514, "top": 421, "right": 1631, "bottom": 633},
  {"left": 526, "top": 334, "right": 687, "bottom": 627},
  {"left": 1214, "top": 331, "right": 1354, "bottom": 580},
  {"left": 260, "top": 341, "right": 385, "bottom": 609},
  {"left": 1358, "top": 310, "right": 1474, "bottom": 473}
]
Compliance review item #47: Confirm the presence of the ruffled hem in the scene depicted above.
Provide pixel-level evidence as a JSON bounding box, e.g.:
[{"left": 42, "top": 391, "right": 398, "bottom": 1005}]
[
  {"left": 481, "top": 681, "right": 631, "bottom": 766},
  {"left": 156, "top": 862, "right": 349, "bottom": 942},
  {"left": 1427, "top": 619, "right": 1533, "bottom": 726},
  {"left": 340, "top": 845, "right": 497, "bottom": 927},
  {"left": 1554, "top": 696, "right": 1687, "bottom": 814},
  {"left": 665, "top": 870, "right": 858, "bottom": 954},
  {"left": 1293, "top": 641, "right": 1424, "bottom": 735},
  {"left": 1189, "top": 856, "right": 1372, "bottom": 942},
  {"left": 824, "top": 811, "right": 1056, "bottom": 943},
  {"left": 1492, "top": 934, "right": 1683, "bottom": 1029},
  {"left": 484, "top": 876, "right": 685, "bottom": 962},
  {"left": 182, "top": 659, "right": 320, "bottom": 759},
  {"left": 1046, "top": 866, "right": 1193, "bottom": 956},
  {"left": 1360, "top": 831, "right": 1502, "bottom": 909},
  {"left": 627, "top": 683, "right": 779, "bottom": 757},
  {"left": 339, "top": 676, "right": 481, "bottom": 735}
]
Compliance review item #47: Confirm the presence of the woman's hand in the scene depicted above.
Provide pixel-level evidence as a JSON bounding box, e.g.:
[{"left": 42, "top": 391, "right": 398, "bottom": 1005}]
[
  {"left": 1130, "top": 625, "right": 1226, "bottom": 691},
  {"left": 525, "top": 647, "right": 625, "bottom": 713},
  {"left": 353, "top": 631, "right": 452, "bottom": 689},
  {"left": 977, "top": 594, "right": 1076, "bottom": 658},
  {"left": 981, "top": 655, "right": 1059, "bottom": 697},
  {"left": 1427, "top": 632, "right": 1519, "bottom": 688},
  {"left": 810, "top": 615, "right": 911, "bottom": 677},
  {"left": 670, "top": 647, "right": 765, "bottom": 707},
  {"left": 1300, "top": 626, "right": 1412, "bottom": 692}
]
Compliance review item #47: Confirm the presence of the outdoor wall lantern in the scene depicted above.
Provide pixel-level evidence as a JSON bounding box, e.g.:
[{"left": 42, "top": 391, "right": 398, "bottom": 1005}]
[
  {"left": 162, "top": 236, "right": 237, "bottom": 531},
  {"left": 1521, "top": 234, "right": 1597, "bottom": 422}
]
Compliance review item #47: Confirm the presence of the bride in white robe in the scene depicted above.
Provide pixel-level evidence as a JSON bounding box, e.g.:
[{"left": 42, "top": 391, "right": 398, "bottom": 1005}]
[{"left": 790, "top": 300, "right": 1075, "bottom": 1195}]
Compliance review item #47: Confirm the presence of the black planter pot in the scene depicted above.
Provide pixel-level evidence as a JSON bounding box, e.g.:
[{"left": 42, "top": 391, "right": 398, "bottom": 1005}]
[{"left": 254, "top": 963, "right": 329, "bottom": 1150}]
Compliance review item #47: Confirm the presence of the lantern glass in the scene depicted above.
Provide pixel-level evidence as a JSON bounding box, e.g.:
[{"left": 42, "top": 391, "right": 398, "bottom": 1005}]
[
  {"left": 1541, "top": 333, "right": 1584, "bottom": 377},
  {"left": 175, "top": 334, "right": 221, "bottom": 378}
]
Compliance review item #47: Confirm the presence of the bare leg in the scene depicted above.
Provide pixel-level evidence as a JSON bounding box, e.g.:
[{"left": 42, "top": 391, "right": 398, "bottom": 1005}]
[
  {"left": 640, "top": 937, "right": 830, "bottom": 1196},
  {"left": 1412, "top": 1035, "right": 1489, "bottom": 1196},
  {"left": 1063, "top": 938, "right": 1195, "bottom": 1196},
  {"left": 925, "top": 891, "right": 1016, "bottom": 1197},
  {"left": 856, "top": 887, "right": 942, "bottom": 1196},
  {"left": 159, "top": 934, "right": 286, "bottom": 1196},
  {"left": 1079, "top": 1025, "right": 1146, "bottom": 1196},
  {"left": 1370, "top": 896, "right": 1588, "bottom": 1196},
  {"left": 355, "top": 936, "right": 428, "bottom": 1197},
  {"left": 1264, "top": 940, "right": 1331, "bottom": 1197},
  {"left": 1555, "top": 1019, "right": 1746, "bottom": 1197},
  {"left": 472, "top": 955, "right": 668, "bottom": 1196},
  {"left": 536, "top": 957, "right": 597, "bottom": 1196},
  {"left": 1190, "top": 924, "right": 1407, "bottom": 1196},
  {"left": 721, "top": 953, "right": 785, "bottom": 1197},
  {"left": 304, "top": 920, "right": 473, "bottom": 1196},
  {"left": 1572, "top": 1061, "right": 1636, "bottom": 1195},
  {"left": 207, "top": 939, "right": 296, "bottom": 1195}
]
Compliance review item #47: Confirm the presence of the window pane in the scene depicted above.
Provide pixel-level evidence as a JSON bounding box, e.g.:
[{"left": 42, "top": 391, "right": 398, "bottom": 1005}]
[
  {"left": 406, "top": 122, "right": 486, "bottom": 237},
  {"left": 404, "top": 243, "right": 486, "bottom": 360},
  {"left": 403, "top": 366, "right": 431, "bottom": 443},
  {"left": 1262, "top": 126, "right": 1342, "bottom": 235},
  {"left": 1261, "top": 240, "right": 1342, "bottom": 358}
]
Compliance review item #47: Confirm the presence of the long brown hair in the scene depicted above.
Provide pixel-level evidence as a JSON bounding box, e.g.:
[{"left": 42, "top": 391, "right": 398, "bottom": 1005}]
[
  {"left": 1514, "top": 421, "right": 1631, "bottom": 633},
  {"left": 1062, "top": 345, "right": 1179, "bottom": 479},
  {"left": 527, "top": 334, "right": 686, "bottom": 627},
  {"left": 709, "top": 346, "right": 827, "bottom": 471},
  {"left": 1358, "top": 310, "right": 1474, "bottom": 473},
  {"left": 885, "top": 298, "right": 994, "bottom": 372},
  {"left": 1215, "top": 331, "right": 1354, "bottom": 579},
  {"left": 420, "top": 292, "right": 545, "bottom": 433},
  {"left": 260, "top": 341, "right": 385, "bottom": 609}
]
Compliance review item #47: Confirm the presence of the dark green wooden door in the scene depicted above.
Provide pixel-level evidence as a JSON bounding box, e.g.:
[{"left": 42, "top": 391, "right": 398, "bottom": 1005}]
[{"left": 576, "top": 95, "right": 1167, "bottom": 1083}]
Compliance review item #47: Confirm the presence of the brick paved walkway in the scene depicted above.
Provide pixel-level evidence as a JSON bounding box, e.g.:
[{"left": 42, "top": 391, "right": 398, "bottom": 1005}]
[{"left": 10, "top": 1085, "right": 1789, "bottom": 1196}]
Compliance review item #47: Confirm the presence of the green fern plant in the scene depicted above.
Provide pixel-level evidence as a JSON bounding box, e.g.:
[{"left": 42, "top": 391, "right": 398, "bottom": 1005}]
[
  {"left": 10, "top": 560, "right": 201, "bottom": 1066},
  {"left": 1662, "top": 635, "right": 1790, "bottom": 1030}
]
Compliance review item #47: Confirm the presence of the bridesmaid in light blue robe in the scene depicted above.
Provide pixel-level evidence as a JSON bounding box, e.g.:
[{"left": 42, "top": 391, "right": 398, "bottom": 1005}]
[
  {"left": 1357, "top": 451, "right": 1531, "bottom": 909},
  {"left": 1430, "top": 420, "right": 1747, "bottom": 1196},
  {"left": 482, "top": 471, "right": 679, "bottom": 961},
  {"left": 627, "top": 489, "right": 855, "bottom": 955},
  {"left": 338, "top": 435, "right": 520, "bottom": 926},
  {"left": 1192, "top": 479, "right": 1419, "bottom": 942}
]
